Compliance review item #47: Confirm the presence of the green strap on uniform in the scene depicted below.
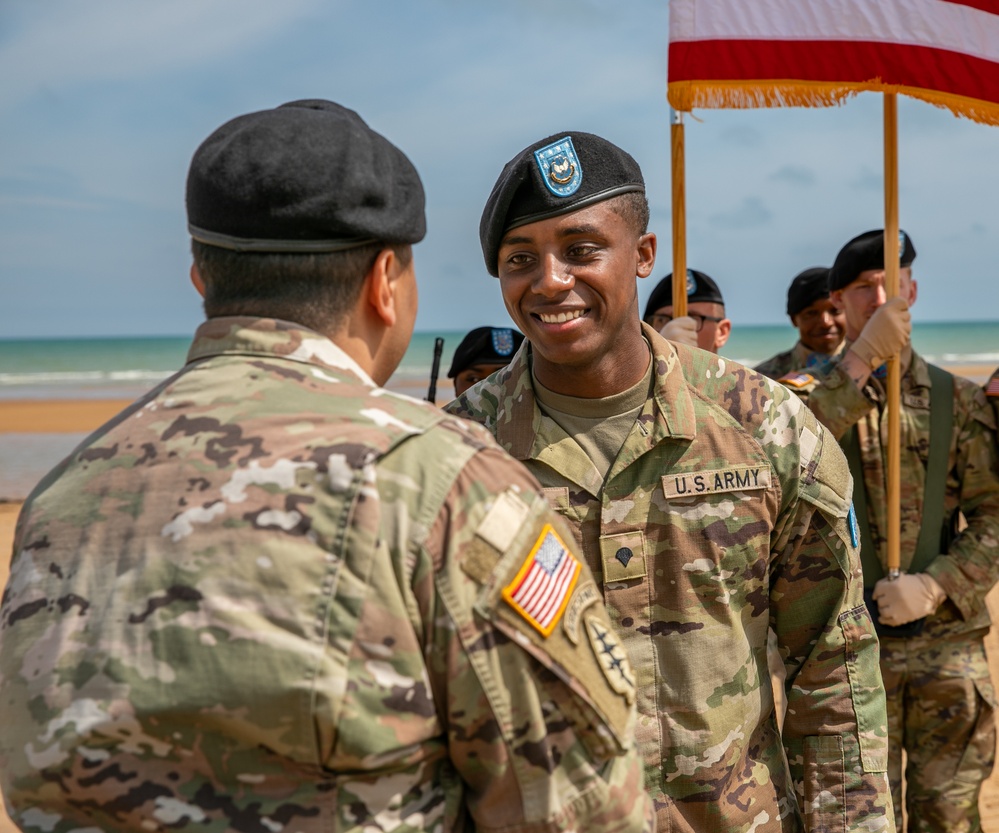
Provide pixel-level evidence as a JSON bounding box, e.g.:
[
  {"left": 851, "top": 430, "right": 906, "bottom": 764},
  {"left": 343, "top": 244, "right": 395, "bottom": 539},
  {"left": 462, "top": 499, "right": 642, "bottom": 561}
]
[{"left": 842, "top": 364, "right": 954, "bottom": 587}]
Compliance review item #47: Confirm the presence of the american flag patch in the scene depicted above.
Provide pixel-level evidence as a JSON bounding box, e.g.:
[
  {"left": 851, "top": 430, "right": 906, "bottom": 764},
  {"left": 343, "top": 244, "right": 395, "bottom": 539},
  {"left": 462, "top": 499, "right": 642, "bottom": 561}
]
[
  {"left": 502, "top": 525, "right": 581, "bottom": 637},
  {"left": 986, "top": 374, "right": 999, "bottom": 397},
  {"left": 779, "top": 372, "right": 814, "bottom": 389}
]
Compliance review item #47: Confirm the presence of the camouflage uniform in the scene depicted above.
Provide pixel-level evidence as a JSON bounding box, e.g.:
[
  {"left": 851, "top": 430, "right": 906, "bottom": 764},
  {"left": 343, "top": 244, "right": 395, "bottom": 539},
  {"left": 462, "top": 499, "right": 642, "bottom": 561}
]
[
  {"left": 755, "top": 341, "right": 842, "bottom": 382},
  {"left": 0, "top": 317, "right": 654, "bottom": 833},
  {"left": 446, "top": 322, "right": 893, "bottom": 833},
  {"left": 783, "top": 349, "right": 999, "bottom": 832}
]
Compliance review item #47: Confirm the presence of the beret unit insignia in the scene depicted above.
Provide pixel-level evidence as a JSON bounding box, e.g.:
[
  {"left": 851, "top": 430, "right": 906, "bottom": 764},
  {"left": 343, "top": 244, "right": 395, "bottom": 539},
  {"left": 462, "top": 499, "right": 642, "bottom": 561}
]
[
  {"left": 533, "top": 137, "right": 583, "bottom": 197},
  {"left": 491, "top": 328, "right": 515, "bottom": 356},
  {"left": 503, "top": 524, "right": 581, "bottom": 637}
]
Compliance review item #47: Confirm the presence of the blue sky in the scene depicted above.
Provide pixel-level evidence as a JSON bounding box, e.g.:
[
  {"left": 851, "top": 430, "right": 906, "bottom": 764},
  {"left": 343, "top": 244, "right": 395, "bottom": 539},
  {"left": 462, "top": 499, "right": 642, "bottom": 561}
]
[{"left": 1, "top": 0, "right": 997, "bottom": 339}]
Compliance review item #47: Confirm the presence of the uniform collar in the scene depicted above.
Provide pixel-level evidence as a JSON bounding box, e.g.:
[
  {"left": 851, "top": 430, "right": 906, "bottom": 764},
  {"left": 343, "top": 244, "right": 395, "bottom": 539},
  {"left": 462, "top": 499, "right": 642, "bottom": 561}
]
[
  {"left": 490, "top": 322, "right": 697, "bottom": 461},
  {"left": 186, "top": 316, "right": 375, "bottom": 386}
]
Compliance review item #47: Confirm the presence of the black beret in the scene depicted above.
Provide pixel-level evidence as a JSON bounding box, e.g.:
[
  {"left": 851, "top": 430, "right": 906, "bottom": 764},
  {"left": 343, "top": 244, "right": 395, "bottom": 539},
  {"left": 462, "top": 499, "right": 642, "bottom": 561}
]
[
  {"left": 447, "top": 326, "right": 525, "bottom": 378},
  {"left": 479, "top": 131, "right": 645, "bottom": 276},
  {"left": 643, "top": 269, "right": 724, "bottom": 320},
  {"left": 828, "top": 229, "right": 916, "bottom": 292},
  {"left": 187, "top": 99, "right": 425, "bottom": 253},
  {"left": 786, "top": 267, "right": 831, "bottom": 317}
]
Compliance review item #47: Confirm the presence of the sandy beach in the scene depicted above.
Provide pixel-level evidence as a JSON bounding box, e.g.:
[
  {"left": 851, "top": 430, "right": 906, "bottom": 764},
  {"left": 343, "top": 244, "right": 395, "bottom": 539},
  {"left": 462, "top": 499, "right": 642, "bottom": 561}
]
[{"left": 1, "top": 359, "right": 998, "bottom": 828}]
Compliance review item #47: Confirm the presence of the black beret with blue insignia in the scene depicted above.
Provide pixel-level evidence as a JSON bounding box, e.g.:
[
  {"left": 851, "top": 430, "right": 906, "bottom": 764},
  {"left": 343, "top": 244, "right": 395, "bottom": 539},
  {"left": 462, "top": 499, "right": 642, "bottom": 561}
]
[
  {"left": 448, "top": 326, "right": 525, "bottom": 378},
  {"left": 786, "top": 266, "right": 831, "bottom": 317},
  {"left": 828, "top": 229, "right": 916, "bottom": 292},
  {"left": 479, "top": 131, "right": 645, "bottom": 276},
  {"left": 643, "top": 269, "right": 724, "bottom": 321},
  {"left": 186, "top": 99, "right": 425, "bottom": 253}
]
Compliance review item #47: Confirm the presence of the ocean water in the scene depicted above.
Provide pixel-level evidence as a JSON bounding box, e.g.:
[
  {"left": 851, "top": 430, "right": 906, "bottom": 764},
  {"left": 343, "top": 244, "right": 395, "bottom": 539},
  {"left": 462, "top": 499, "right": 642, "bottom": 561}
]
[
  {"left": 2, "top": 321, "right": 997, "bottom": 499},
  {"left": 2, "top": 320, "right": 998, "bottom": 402}
]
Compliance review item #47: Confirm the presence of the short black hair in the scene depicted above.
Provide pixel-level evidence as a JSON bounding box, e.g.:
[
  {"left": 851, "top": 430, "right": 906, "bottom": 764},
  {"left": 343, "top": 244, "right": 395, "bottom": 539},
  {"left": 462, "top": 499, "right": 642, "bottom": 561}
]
[
  {"left": 192, "top": 240, "right": 412, "bottom": 334},
  {"left": 609, "top": 191, "right": 650, "bottom": 237}
]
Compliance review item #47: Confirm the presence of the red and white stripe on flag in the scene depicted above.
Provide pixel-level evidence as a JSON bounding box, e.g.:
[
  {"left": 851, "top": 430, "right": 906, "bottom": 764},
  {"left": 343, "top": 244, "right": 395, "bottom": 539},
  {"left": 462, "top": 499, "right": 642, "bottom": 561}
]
[
  {"left": 503, "top": 524, "right": 582, "bottom": 637},
  {"left": 668, "top": 0, "right": 999, "bottom": 125}
]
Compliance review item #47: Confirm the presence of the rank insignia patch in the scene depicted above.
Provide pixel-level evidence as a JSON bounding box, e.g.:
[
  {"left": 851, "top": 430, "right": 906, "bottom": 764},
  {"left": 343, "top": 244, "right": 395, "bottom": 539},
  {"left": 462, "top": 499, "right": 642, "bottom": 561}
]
[
  {"left": 503, "top": 524, "right": 581, "bottom": 637},
  {"left": 492, "top": 327, "right": 515, "bottom": 356},
  {"left": 534, "top": 136, "right": 582, "bottom": 197},
  {"left": 585, "top": 614, "right": 635, "bottom": 703}
]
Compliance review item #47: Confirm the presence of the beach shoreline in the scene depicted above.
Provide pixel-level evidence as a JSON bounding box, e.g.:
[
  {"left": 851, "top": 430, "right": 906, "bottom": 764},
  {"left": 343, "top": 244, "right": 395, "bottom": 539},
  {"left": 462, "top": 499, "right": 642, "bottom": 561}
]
[{"left": 1, "top": 360, "right": 994, "bottom": 432}]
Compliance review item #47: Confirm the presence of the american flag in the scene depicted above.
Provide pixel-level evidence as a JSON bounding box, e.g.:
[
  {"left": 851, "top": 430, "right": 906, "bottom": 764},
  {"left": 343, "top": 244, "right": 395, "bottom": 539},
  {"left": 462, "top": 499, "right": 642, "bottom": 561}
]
[
  {"left": 668, "top": 0, "right": 999, "bottom": 127},
  {"left": 503, "top": 526, "right": 581, "bottom": 637},
  {"left": 987, "top": 374, "right": 999, "bottom": 396}
]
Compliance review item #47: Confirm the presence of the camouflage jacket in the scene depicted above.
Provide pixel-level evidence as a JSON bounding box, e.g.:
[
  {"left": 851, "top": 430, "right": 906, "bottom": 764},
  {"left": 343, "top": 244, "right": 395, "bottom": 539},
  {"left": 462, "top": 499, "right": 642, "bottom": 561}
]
[
  {"left": 446, "top": 323, "right": 893, "bottom": 833},
  {"left": 782, "top": 350, "right": 999, "bottom": 639},
  {"left": 755, "top": 340, "right": 842, "bottom": 382},
  {"left": 0, "top": 317, "right": 654, "bottom": 833}
]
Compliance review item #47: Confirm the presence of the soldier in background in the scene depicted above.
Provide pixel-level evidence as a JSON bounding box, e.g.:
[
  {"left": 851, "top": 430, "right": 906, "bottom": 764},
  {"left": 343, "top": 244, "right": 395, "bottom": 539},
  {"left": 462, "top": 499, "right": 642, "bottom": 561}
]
[
  {"left": 447, "top": 325, "right": 524, "bottom": 396},
  {"left": 755, "top": 266, "right": 846, "bottom": 380},
  {"left": 642, "top": 268, "right": 731, "bottom": 353},
  {"left": 0, "top": 101, "right": 653, "bottom": 833},
  {"left": 781, "top": 229, "right": 999, "bottom": 832},
  {"left": 448, "top": 129, "right": 892, "bottom": 832}
]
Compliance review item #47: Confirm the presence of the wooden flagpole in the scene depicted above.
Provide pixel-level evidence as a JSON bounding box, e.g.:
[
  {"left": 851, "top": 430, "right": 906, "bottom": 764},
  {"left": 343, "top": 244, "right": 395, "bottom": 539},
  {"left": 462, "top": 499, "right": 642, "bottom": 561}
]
[
  {"left": 883, "top": 92, "right": 902, "bottom": 579},
  {"left": 670, "top": 108, "right": 688, "bottom": 317}
]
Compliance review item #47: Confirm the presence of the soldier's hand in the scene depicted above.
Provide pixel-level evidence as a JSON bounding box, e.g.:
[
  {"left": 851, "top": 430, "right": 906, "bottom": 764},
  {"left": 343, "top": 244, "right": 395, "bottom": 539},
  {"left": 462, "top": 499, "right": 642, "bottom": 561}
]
[
  {"left": 872, "top": 572, "right": 946, "bottom": 625},
  {"left": 848, "top": 297, "right": 911, "bottom": 369},
  {"left": 659, "top": 316, "right": 699, "bottom": 348}
]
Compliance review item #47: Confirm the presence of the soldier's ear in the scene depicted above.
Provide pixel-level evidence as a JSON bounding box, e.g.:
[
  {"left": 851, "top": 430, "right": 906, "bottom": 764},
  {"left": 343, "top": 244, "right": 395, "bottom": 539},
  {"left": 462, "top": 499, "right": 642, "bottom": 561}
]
[
  {"left": 190, "top": 263, "right": 206, "bottom": 298},
  {"left": 636, "top": 232, "right": 657, "bottom": 279},
  {"left": 364, "top": 247, "right": 401, "bottom": 328}
]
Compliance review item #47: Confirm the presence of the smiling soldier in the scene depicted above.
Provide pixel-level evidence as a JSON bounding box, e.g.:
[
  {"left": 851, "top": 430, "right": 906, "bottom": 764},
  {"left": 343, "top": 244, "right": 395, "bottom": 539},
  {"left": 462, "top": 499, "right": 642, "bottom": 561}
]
[
  {"left": 756, "top": 266, "right": 846, "bottom": 381},
  {"left": 446, "top": 130, "right": 893, "bottom": 832}
]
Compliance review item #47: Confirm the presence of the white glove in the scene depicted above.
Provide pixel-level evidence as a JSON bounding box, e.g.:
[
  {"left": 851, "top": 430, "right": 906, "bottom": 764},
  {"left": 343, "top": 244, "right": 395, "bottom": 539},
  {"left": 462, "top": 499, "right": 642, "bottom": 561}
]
[
  {"left": 849, "top": 297, "right": 911, "bottom": 369},
  {"left": 659, "top": 316, "right": 699, "bottom": 348},
  {"left": 872, "top": 572, "right": 946, "bottom": 625}
]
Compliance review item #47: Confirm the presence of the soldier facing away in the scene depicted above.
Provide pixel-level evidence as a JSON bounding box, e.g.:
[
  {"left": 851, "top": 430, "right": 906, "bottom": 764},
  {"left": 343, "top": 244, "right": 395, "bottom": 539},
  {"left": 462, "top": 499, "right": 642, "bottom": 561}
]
[
  {"left": 780, "top": 229, "right": 999, "bottom": 832},
  {"left": 0, "top": 101, "right": 654, "bottom": 833},
  {"left": 446, "top": 130, "right": 893, "bottom": 832},
  {"left": 755, "top": 266, "right": 846, "bottom": 381}
]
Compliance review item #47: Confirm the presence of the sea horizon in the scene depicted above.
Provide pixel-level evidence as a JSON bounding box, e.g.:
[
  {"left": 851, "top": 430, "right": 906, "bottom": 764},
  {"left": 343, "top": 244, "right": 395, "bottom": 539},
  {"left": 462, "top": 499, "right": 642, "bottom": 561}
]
[{"left": 2, "top": 319, "right": 998, "bottom": 402}]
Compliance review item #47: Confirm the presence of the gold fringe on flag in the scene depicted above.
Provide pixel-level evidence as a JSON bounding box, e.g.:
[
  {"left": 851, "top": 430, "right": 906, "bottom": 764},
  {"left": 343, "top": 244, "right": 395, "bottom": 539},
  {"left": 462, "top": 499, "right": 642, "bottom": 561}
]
[{"left": 668, "top": 79, "right": 999, "bottom": 127}]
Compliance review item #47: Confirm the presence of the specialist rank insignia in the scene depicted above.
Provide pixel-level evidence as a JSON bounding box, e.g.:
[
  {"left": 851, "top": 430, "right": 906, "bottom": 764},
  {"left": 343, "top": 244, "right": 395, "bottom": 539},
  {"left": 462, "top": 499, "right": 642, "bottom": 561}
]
[
  {"left": 492, "top": 327, "right": 515, "bottom": 356},
  {"left": 503, "top": 524, "right": 581, "bottom": 637},
  {"left": 585, "top": 614, "right": 635, "bottom": 703},
  {"left": 534, "top": 136, "right": 583, "bottom": 197}
]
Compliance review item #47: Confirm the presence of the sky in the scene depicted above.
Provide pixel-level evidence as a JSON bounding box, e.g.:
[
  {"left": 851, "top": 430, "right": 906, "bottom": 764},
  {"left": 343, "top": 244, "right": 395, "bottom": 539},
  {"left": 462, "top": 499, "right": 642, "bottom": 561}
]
[{"left": 1, "top": 0, "right": 997, "bottom": 340}]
